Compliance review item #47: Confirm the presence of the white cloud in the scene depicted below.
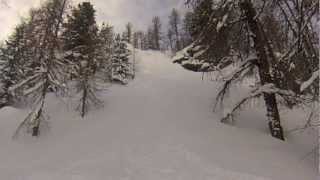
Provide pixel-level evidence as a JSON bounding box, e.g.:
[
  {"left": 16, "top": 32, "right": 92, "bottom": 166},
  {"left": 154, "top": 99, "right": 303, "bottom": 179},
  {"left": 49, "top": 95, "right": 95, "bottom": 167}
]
[
  {"left": 0, "top": 0, "right": 42, "bottom": 40},
  {"left": 0, "top": 0, "right": 186, "bottom": 40}
]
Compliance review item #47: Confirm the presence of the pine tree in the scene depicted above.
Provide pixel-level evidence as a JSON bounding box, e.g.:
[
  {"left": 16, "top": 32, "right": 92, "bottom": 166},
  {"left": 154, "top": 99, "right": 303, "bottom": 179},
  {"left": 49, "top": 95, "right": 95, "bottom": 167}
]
[
  {"left": 181, "top": 12, "right": 193, "bottom": 48},
  {"left": 152, "top": 16, "right": 161, "bottom": 50},
  {"left": 177, "top": 0, "right": 319, "bottom": 140},
  {"left": 141, "top": 32, "right": 149, "bottom": 50},
  {"left": 0, "top": 23, "right": 28, "bottom": 108},
  {"left": 124, "top": 22, "right": 133, "bottom": 43},
  {"left": 11, "top": 0, "right": 68, "bottom": 137},
  {"left": 111, "top": 34, "right": 131, "bottom": 85},
  {"left": 97, "top": 23, "right": 114, "bottom": 82},
  {"left": 184, "top": 0, "right": 213, "bottom": 39},
  {"left": 239, "top": 1, "right": 284, "bottom": 140},
  {"left": 168, "top": 8, "right": 181, "bottom": 52},
  {"left": 167, "top": 29, "right": 174, "bottom": 51},
  {"left": 147, "top": 27, "right": 154, "bottom": 50},
  {"left": 133, "top": 31, "right": 141, "bottom": 49},
  {"left": 62, "top": 2, "right": 101, "bottom": 118}
]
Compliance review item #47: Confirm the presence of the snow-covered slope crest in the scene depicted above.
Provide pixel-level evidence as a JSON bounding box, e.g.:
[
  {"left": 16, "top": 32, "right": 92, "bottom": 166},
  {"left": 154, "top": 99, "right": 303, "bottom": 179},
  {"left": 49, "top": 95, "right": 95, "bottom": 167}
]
[{"left": 0, "top": 50, "right": 317, "bottom": 180}]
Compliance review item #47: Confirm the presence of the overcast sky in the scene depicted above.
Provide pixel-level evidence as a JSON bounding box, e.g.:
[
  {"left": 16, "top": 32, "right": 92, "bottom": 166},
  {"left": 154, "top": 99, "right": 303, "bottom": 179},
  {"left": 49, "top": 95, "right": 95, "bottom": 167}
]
[{"left": 0, "top": 0, "right": 187, "bottom": 40}]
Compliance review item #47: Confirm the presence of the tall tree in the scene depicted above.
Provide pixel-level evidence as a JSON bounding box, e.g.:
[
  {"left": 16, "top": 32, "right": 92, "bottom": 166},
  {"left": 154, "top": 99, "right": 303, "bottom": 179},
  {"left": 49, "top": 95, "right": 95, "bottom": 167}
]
[
  {"left": 181, "top": 12, "right": 193, "bottom": 47},
  {"left": 97, "top": 23, "right": 114, "bottom": 81},
  {"left": 239, "top": 0, "right": 284, "bottom": 140},
  {"left": 146, "top": 27, "right": 154, "bottom": 50},
  {"left": 0, "top": 22, "right": 28, "bottom": 108},
  {"left": 11, "top": 0, "right": 68, "bottom": 137},
  {"left": 167, "top": 29, "right": 174, "bottom": 51},
  {"left": 111, "top": 34, "right": 131, "bottom": 84},
  {"left": 184, "top": 0, "right": 213, "bottom": 39},
  {"left": 177, "top": 0, "right": 319, "bottom": 140},
  {"left": 133, "top": 31, "right": 142, "bottom": 49},
  {"left": 141, "top": 32, "right": 149, "bottom": 50},
  {"left": 152, "top": 16, "right": 162, "bottom": 50},
  {"left": 124, "top": 22, "right": 133, "bottom": 43},
  {"left": 168, "top": 8, "right": 182, "bottom": 51},
  {"left": 62, "top": 2, "right": 101, "bottom": 118}
]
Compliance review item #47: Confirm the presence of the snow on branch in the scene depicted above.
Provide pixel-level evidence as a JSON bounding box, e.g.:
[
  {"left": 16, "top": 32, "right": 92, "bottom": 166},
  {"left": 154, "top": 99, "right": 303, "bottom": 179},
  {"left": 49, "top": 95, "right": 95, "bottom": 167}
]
[
  {"left": 8, "top": 74, "right": 42, "bottom": 94},
  {"left": 214, "top": 55, "right": 257, "bottom": 109},
  {"left": 221, "top": 83, "right": 297, "bottom": 123},
  {"left": 216, "top": 14, "right": 229, "bottom": 32},
  {"left": 173, "top": 43, "right": 196, "bottom": 64},
  {"left": 173, "top": 43, "right": 211, "bottom": 72},
  {"left": 23, "top": 80, "right": 45, "bottom": 96},
  {"left": 13, "top": 96, "right": 44, "bottom": 138}
]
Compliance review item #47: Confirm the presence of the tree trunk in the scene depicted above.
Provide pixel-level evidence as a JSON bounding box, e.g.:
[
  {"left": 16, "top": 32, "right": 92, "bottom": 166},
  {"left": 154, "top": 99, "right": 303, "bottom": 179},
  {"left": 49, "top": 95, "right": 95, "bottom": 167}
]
[
  {"left": 32, "top": 104, "right": 42, "bottom": 136},
  {"left": 168, "top": 36, "right": 173, "bottom": 51},
  {"left": 240, "top": 0, "right": 285, "bottom": 140},
  {"left": 32, "top": 79, "right": 49, "bottom": 137},
  {"left": 81, "top": 80, "right": 87, "bottom": 118},
  {"left": 175, "top": 26, "right": 181, "bottom": 51},
  {"left": 32, "top": 124, "right": 40, "bottom": 136}
]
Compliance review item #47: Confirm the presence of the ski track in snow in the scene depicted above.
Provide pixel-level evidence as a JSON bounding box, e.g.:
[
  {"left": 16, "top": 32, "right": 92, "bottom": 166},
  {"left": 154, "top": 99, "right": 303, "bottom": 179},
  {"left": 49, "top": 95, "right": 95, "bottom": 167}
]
[{"left": 0, "top": 50, "right": 317, "bottom": 180}]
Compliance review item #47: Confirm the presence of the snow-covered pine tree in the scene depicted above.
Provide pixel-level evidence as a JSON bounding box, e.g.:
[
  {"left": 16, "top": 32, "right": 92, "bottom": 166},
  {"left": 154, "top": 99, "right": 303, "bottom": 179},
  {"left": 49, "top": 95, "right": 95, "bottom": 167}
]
[
  {"left": 146, "top": 27, "right": 154, "bottom": 50},
  {"left": 176, "top": 0, "right": 319, "bottom": 140},
  {"left": 124, "top": 22, "right": 133, "bottom": 44},
  {"left": 0, "top": 23, "right": 28, "bottom": 108},
  {"left": 184, "top": 0, "right": 213, "bottom": 40},
  {"left": 141, "top": 32, "right": 149, "bottom": 50},
  {"left": 11, "top": 0, "right": 68, "bottom": 137},
  {"left": 181, "top": 12, "right": 193, "bottom": 49},
  {"left": 168, "top": 8, "right": 182, "bottom": 52},
  {"left": 62, "top": 2, "right": 101, "bottom": 118},
  {"left": 167, "top": 29, "right": 174, "bottom": 52},
  {"left": 96, "top": 23, "right": 114, "bottom": 82},
  {"left": 111, "top": 34, "right": 131, "bottom": 85},
  {"left": 0, "top": 45, "right": 6, "bottom": 108},
  {"left": 133, "top": 31, "right": 141, "bottom": 49},
  {"left": 152, "top": 16, "right": 162, "bottom": 50}
]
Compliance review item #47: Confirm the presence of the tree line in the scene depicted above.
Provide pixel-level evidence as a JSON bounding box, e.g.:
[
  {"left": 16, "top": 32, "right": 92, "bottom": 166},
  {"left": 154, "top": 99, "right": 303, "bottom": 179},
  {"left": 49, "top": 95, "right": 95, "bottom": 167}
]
[
  {"left": 0, "top": 0, "right": 133, "bottom": 137},
  {"left": 122, "top": 8, "right": 193, "bottom": 53}
]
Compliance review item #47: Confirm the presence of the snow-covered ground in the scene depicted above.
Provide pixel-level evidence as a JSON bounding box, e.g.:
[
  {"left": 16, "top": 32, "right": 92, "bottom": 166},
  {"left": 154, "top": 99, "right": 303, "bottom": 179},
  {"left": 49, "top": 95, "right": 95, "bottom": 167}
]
[{"left": 0, "top": 50, "right": 317, "bottom": 180}]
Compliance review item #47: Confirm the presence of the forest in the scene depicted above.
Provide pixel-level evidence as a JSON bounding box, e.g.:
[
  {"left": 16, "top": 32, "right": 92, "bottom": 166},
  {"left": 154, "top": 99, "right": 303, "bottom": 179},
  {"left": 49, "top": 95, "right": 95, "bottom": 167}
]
[{"left": 0, "top": 0, "right": 318, "bottom": 179}]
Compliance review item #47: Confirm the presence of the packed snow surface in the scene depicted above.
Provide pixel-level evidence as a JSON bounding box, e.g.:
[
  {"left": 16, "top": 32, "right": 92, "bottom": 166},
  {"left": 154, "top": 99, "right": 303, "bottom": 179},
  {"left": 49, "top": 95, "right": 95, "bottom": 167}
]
[{"left": 0, "top": 50, "right": 317, "bottom": 180}]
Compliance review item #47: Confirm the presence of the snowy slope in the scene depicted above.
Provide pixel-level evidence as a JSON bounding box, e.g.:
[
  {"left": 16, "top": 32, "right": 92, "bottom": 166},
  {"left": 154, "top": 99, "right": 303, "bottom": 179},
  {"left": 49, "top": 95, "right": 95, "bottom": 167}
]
[{"left": 0, "top": 50, "right": 317, "bottom": 180}]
